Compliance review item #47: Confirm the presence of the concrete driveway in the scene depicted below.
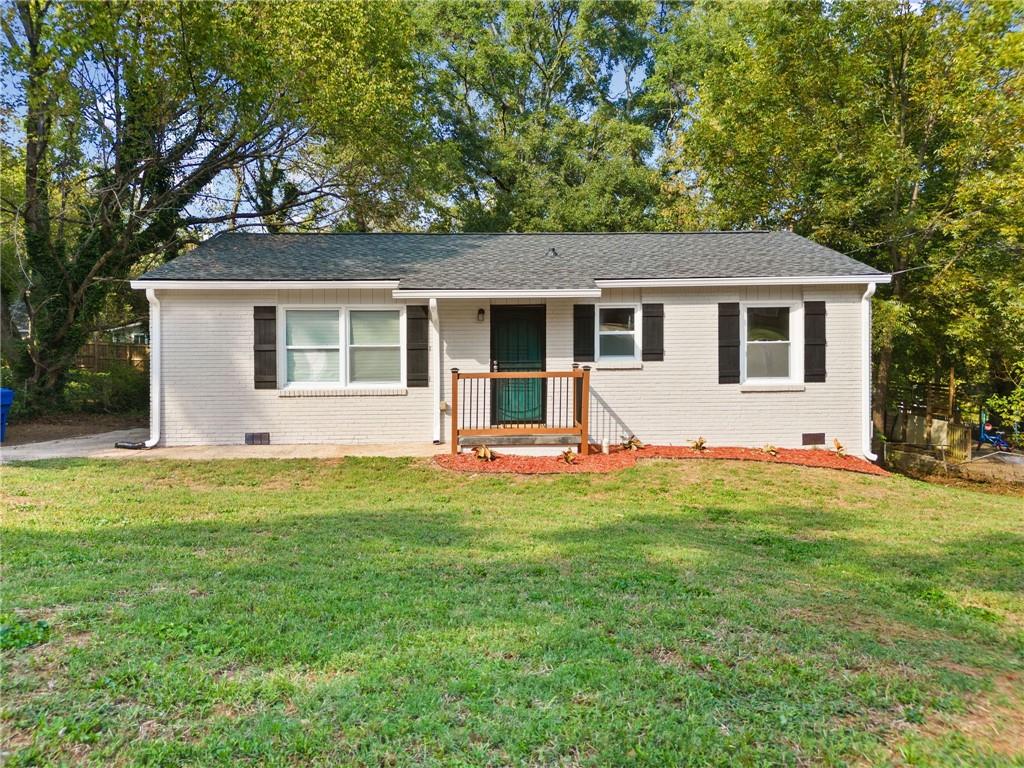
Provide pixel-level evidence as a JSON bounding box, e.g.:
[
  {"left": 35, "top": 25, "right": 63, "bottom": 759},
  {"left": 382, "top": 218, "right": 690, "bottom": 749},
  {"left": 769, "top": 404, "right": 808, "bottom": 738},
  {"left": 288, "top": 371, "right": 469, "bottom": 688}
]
[{"left": 1, "top": 430, "right": 444, "bottom": 462}]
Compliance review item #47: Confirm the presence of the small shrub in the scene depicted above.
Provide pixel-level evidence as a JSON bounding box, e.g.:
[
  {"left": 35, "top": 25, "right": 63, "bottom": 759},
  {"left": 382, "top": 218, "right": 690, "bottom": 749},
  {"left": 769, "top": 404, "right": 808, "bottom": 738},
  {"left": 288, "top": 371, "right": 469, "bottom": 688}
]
[
  {"left": 561, "top": 448, "right": 577, "bottom": 464},
  {"left": 621, "top": 434, "right": 644, "bottom": 451},
  {"left": 761, "top": 444, "right": 779, "bottom": 457},
  {"left": 63, "top": 364, "right": 148, "bottom": 414},
  {"left": 692, "top": 436, "right": 708, "bottom": 451},
  {"left": 473, "top": 444, "right": 495, "bottom": 461},
  {"left": 0, "top": 614, "right": 51, "bottom": 650},
  {"left": 833, "top": 438, "right": 846, "bottom": 457}
]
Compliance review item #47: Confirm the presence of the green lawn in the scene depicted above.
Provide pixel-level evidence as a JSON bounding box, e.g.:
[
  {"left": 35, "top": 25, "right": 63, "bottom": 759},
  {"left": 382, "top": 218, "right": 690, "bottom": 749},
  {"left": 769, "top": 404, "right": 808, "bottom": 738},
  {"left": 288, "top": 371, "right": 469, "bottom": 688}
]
[{"left": 2, "top": 458, "right": 1022, "bottom": 766}]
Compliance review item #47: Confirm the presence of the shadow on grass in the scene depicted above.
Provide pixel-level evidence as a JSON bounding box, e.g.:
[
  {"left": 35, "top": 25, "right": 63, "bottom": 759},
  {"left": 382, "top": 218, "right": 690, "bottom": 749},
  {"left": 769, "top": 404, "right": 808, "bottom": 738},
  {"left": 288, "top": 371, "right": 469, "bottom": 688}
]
[
  {"left": 5, "top": 497, "right": 1021, "bottom": 670},
  {"left": 6, "top": 471, "right": 1024, "bottom": 768}
]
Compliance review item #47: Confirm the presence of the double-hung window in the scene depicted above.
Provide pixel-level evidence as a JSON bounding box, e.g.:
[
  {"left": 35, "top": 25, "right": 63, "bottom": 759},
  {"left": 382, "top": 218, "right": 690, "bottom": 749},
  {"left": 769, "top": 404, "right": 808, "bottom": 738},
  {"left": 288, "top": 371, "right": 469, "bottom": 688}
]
[
  {"left": 348, "top": 310, "right": 401, "bottom": 384},
  {"left": 283, "top": 308, "right": 402, "bottom": 387},
  {"left": 596, "top": 305, "right": 639, "bottom": 360},
  {"left": 742, "top": 304, "right": 799, "bottom": 382},
  {"left": 286, "top": 309, "right": 341, "bottom": 383}
]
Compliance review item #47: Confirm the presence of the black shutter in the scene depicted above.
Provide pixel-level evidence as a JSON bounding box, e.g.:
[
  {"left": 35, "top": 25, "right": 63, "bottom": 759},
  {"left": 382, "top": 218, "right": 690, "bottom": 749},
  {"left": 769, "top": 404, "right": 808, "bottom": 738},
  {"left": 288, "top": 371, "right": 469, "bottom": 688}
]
[
  {"left": 253, "top": 306, "right": 277, "bottom": 389},
  {"left": 718, "top": 302, "right": 740, "bottom": 384},
  {"left": 573, "top": 304, "right": 595, "bottom": 361},
  {"left": 641, "top": 303, "right": 664, "bottom": 361},
  {"left": 804, "top": 301, "right": 826, "bottom": 383},
  {"left": 406, "top": 305, "right": 429, "bottom": 387}
]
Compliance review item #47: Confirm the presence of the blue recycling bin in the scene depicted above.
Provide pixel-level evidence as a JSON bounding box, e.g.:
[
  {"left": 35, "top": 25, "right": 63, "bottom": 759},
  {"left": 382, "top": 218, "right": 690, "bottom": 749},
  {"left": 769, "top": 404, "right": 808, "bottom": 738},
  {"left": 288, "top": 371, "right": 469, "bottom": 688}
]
[{"left": 0, "top": 388, "right": 13, "bottom": 443}]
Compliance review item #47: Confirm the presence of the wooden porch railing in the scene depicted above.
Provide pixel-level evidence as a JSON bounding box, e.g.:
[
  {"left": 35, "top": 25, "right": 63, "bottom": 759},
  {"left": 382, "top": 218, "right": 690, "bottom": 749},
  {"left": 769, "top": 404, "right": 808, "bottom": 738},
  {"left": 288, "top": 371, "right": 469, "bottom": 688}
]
[{"left": 450, "top": 366, "right": 590, "bottom": 454}]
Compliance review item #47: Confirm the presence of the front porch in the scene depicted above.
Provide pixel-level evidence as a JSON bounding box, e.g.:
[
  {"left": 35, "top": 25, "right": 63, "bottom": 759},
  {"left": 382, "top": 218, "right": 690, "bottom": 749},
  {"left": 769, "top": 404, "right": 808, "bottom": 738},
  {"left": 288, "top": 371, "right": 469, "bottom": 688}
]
[{"left": 449, "top": 367, "right": 592, "bottom": 454}]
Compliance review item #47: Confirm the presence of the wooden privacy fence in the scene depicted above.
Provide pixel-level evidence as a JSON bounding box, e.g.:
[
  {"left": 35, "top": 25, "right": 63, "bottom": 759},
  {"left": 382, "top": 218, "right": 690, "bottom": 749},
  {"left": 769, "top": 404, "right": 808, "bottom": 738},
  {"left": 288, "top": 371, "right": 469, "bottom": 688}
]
[
  {"left": 943, "top": 421, "right": 972, "bottom": 463},
  {"left": 76, "top": 342, "right": 149, "bottom": 373},
  {"left": 451, "top": 366, "right": 590, "bottom": 454}
]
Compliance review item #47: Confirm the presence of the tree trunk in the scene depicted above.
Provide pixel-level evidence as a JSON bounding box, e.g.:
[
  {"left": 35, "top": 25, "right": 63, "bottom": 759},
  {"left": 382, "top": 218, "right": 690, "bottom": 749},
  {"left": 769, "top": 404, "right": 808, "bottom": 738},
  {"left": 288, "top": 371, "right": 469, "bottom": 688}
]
[
  {"left": 872, "top": 247, "right": 906, "bottom": 440},
  {"left": 873, "top": 343, "right": 893, "bottom": 439}
]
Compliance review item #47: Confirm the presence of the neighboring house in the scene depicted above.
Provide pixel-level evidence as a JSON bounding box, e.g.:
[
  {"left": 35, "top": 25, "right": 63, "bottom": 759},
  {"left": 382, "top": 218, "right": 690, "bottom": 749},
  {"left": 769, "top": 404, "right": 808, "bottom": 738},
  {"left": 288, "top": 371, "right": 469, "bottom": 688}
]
[
  {"left": 131, "top": 231, "right": 890, "bottom": 458},
  {"left": 102, "top": 322, "right": 149, "bottom": 345}
]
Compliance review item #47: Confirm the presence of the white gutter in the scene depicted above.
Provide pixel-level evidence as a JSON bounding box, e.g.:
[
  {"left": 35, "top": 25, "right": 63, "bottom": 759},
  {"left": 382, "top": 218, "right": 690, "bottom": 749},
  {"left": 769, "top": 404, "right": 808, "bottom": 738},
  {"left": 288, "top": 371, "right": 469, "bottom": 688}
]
[
  {"left": 130, "top": 280, "right": 400, "bottom": 291},
  {"left": 393, "top": 288, "right": 602, "bottom": 299},
  {"left": 144, "top": 289, "right": 161, "bottom": 448},
  {"left": 595, "top": 275, "right": 892, "bottom": 288},
  {"left": 861, "top": 282, "right": 877, "bottom": 461},
  {"left": 429, "top": 298, "right": 441, "bottom": 444}
]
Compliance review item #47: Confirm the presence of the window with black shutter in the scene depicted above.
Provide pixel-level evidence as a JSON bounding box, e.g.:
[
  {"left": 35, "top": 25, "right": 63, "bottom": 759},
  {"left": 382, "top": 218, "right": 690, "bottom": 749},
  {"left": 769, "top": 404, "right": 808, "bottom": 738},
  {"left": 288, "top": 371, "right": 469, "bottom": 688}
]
[
  {"left": 641, "top": 303, "right": 664, "bottom": 361},
  {"left": 573, "top": 304, "right": 595, "bottom": 361},
  {"left": 253, "top": 306, "right": 277, "bottom": 389},
  {"left": 804, "top": 301, "right": 826, "bottom": 382},
  {"left": 406, "top": 305, "right": 429, "bottom": 387},
  {"left": 718, "top": 303, "right": 740, "bottom": 383}
]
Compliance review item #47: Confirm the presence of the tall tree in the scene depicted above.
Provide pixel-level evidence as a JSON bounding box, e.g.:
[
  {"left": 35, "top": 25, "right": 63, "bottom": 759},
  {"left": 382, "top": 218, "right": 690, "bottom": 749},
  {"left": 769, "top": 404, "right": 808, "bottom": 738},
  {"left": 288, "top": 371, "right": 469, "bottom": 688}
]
[
  {"left": 416, "top": 0, "right": 660, "bottom": 232},
  {"left": 649, "top": 0, "right": 1024, "bottom": 433},
  {"left": 0, "top": 0, "right": 416, "bottom": 404}
]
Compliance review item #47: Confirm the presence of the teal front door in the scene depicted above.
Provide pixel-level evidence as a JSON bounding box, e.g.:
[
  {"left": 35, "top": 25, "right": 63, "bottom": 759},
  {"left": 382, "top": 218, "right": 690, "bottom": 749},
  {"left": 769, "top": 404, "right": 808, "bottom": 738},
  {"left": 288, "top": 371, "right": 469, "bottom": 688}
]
[{"left": 490, "top": 306, "right": 546, "bottom": 424}]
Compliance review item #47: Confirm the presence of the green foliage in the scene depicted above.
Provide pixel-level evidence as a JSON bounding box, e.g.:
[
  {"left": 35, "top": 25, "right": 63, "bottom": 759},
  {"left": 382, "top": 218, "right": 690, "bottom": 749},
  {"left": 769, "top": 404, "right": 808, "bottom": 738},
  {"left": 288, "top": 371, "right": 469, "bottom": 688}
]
[
  {"left": 0, "top": 614, "right": 50, "bottom": 650},
  {"left": 648, "top": 0, "right": 1024, "bottom": 424},
  {"left": 415, "top": 0, "right": 660, "bottom": 231},
  {"left": 3, "top": 0, "right": 1020, "bottom": 424},
  {"left": 1, "top": 0, "right": 419, "bottom": 405},
  {"left": 62, "top": 366, "right": 148, "bottom": 415},
  {"left": 987, "top": 362, "right": 1024, "bottom": 426},
  {"left": 1, "top": 357, "right": 147, "bottom": 417},
  {"left": 0, "top": 358, "right": 30, "bottom": 418}
]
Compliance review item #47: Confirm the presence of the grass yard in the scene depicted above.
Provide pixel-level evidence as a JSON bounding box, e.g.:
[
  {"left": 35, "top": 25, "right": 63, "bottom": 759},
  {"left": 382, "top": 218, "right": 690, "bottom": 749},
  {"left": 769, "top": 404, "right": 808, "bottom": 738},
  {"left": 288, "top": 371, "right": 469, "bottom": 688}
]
[{"left": 2, "top": 458, "right": 1022, "bottom": 766}]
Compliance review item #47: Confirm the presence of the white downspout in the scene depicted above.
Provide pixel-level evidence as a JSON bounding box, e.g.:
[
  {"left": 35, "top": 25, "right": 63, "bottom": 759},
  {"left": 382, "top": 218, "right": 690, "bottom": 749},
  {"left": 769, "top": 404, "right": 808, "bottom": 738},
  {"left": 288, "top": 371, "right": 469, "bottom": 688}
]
[
  {"left": 144, "top": 289, "right": 161, "bottom": 448},
  {"left": 429, "top": 297, "right": 441, "bottom": 444},
  {"left": 861, "top": 282, "right": 877, "bottom": 461}
]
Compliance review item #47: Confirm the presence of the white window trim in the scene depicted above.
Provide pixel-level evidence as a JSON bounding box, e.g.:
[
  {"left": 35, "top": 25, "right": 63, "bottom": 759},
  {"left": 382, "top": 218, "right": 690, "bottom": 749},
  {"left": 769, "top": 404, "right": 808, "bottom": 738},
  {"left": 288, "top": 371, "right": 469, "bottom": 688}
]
[
  {"left": 594, "top": 303, "right": 642, "bottom": 363},
  {"left": 278, "top": 304, "right": 406, "bottom": 390},
  {"left": 346, "top": 307, "right": 406, "bottom": 387},
  {"left": 740, "top": 301, "right": 804, "bottom": 385}
]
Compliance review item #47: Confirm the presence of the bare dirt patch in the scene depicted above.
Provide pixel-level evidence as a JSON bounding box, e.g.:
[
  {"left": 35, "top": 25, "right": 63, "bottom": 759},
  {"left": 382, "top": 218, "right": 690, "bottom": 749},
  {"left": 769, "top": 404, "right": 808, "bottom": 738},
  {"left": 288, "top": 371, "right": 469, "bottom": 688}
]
[
  {"left": 878, "top": 672, "right": 1024, "bottom": 760},
  {"left": 895, "top": 467, "right": 1024, "bottom": 498},
  {"left": 782, "top": 605, "right": 941, "bottom": 646},
  {"left": 949, "top": 673, "right": 1024, "bottom": 757}
]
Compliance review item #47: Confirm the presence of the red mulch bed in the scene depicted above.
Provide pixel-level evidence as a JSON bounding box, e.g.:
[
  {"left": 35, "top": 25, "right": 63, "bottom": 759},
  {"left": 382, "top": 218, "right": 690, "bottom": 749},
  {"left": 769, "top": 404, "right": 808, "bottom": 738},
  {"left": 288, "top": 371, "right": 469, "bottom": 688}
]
[{"left": 434, "top": 445, "right": 889, "bottom": 476}]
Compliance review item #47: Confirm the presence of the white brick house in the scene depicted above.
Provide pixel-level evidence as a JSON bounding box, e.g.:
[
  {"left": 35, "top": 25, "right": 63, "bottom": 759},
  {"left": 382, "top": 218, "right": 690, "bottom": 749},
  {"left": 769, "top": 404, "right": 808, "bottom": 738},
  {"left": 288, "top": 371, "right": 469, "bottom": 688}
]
[{"left": 132, "top": 232, "right": 890, "bottom": 458}]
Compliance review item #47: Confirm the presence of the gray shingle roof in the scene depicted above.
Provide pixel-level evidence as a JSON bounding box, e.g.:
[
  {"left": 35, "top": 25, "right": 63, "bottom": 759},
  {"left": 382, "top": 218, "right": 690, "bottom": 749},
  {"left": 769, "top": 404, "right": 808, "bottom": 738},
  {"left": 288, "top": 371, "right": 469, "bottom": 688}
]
[{"left": 138, "top": 231, "right": 884, "bottom": 289}]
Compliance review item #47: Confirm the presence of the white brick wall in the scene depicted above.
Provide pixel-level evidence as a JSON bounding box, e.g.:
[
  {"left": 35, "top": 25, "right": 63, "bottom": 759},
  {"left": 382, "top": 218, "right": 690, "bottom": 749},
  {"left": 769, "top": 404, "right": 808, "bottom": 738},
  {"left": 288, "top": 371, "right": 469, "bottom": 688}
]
[
  {"left": 155, "top": 285, "right": 868, "bottom": 453},
  {"left": 157, "top": 289, "right": 433, "bottom": 446},
  {"left": 436, "top": 286, "right": 866, "bottom": 454}
]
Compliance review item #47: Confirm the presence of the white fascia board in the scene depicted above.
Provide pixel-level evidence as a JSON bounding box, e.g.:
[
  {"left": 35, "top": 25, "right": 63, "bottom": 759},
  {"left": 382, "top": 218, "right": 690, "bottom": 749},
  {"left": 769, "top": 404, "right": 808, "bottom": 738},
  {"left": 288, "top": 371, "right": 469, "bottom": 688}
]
[
  {"left": 392, "top": 288, "right": 603, "bottom": 299},
  {"left": 594, "top": 275, "right": 891, "bottom": 288},
  {"left": 130, "top": 280, "right": 401, "bottom": 291}
]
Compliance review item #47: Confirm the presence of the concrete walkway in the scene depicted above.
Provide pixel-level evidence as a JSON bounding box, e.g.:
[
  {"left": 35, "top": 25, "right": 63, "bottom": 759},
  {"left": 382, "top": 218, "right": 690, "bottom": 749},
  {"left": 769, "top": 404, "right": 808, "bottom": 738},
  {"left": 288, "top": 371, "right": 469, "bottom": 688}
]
[{"left": 1, "top": 430, "right": 444, "bottom": 462}]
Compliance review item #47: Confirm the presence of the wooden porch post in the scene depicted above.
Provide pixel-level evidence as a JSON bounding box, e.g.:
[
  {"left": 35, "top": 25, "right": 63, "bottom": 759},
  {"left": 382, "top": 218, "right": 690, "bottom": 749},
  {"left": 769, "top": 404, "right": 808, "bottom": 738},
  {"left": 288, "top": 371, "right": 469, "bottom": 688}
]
[
  {"left": 450, "top": 368, "right": 459, "bottom": 455},
  {"left": 579, "top": 366, "right": 590, "bottom": 455}
]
